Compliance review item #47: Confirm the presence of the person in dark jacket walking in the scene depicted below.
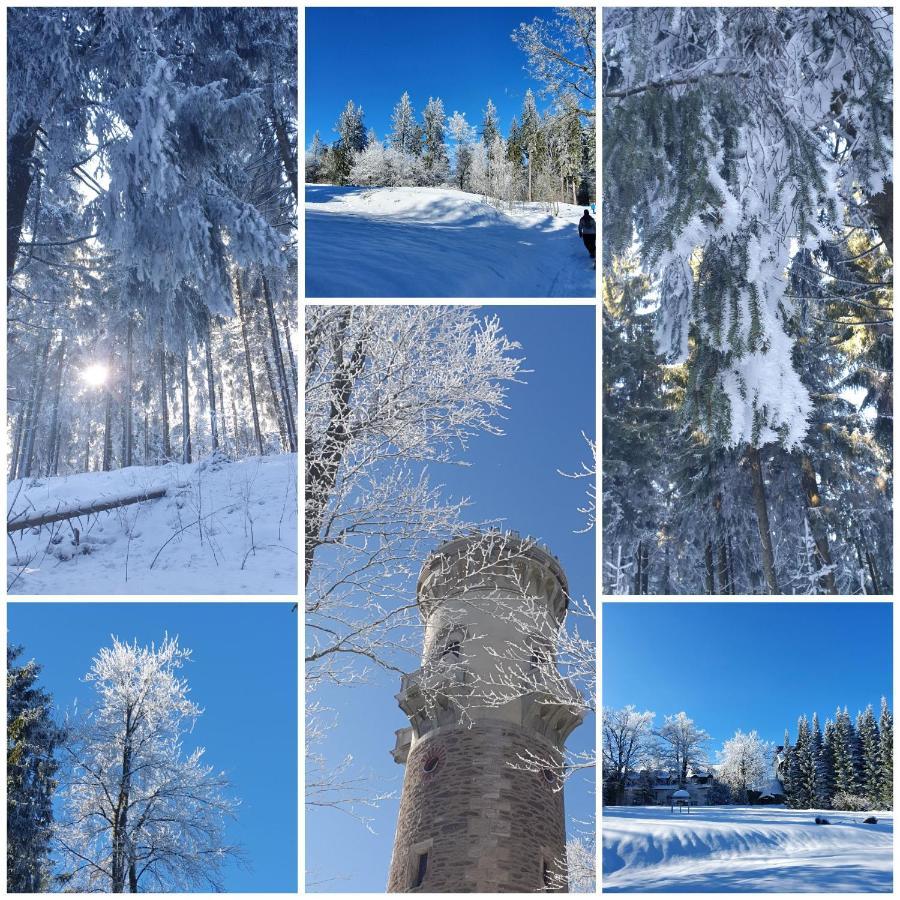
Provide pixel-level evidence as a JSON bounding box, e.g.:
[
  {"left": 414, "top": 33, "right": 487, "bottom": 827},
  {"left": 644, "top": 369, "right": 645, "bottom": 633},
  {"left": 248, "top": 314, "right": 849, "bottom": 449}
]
[{"left": 578, "top": 209, "right": 596, "bottom": 259}]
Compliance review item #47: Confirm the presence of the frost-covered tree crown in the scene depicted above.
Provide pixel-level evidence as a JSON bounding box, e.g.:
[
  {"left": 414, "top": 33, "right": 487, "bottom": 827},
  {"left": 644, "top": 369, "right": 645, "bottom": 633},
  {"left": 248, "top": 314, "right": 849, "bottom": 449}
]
[{"left": 55, "top": 635, "right": 239, "bottom": 892}]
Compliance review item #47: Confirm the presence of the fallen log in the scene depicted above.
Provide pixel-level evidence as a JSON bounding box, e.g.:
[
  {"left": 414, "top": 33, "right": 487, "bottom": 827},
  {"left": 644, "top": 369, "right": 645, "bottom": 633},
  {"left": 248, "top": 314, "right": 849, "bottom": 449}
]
[{"left": 7, "top": 488, "right": 168, "bottom": 534}]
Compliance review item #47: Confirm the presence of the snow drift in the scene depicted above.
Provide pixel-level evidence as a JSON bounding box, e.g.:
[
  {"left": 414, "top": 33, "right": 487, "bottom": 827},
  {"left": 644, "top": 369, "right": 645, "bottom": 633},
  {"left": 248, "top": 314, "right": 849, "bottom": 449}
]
[
  {"left": 603, "top": 805, "right": 893, "bottom": 892},
  {"left": 305, "top": 184, "right": 596, "bottom": 298},
  {"left": 7, "top": 453, "right": 297, "bottom": 595}
]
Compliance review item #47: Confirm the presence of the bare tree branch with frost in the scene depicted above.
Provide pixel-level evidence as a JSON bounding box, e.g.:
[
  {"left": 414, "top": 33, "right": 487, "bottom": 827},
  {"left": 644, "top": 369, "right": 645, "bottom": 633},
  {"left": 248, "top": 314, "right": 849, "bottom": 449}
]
[
  {"left": 54, "top": 636, "right": 240, "bottom": 892},
  {"left": 304, "top": 304, "right": 525, "bottom": 820}
]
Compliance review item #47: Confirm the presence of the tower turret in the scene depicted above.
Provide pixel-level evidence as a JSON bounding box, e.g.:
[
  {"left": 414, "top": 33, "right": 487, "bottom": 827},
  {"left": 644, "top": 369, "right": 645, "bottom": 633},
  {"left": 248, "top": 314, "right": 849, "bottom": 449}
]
[{"left": 387, "top": 532, "right": 583, "bottom": 893}]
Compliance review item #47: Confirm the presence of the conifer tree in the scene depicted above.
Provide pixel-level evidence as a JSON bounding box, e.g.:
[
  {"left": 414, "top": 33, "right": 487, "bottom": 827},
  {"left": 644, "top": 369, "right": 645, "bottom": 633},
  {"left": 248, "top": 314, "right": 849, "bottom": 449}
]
[
  {"left": 779, "top": 729, "right": 796, "bottom": 806},
  {"left": 793, "top": 715, "right": 817, "bottom": 809},
  {"left": 856, "top": 705, "right": 880, "bottom": 803},
  {"left": 390, "top": 91, "right": 421, "bottom": 157},
  {"left": 832, "top": 707, "right": 859, "bottom": 797},
  {"left": 7, "top": 646, "right": 65, "bottom": 893},
  {"left": 879, "top": 697, "right": 893, "bottom": 808},
  {"left": 519, "top": 89, "right": 541, "bottom": 202},
  {"left": 481, "top": 99, "right": 500, "bottom": 157},
  {"left": 811, "top": 712, "right": 829, "bottom": 806},
  {"left": 421, "top": 97, "right": 449, "bottom": 183}
]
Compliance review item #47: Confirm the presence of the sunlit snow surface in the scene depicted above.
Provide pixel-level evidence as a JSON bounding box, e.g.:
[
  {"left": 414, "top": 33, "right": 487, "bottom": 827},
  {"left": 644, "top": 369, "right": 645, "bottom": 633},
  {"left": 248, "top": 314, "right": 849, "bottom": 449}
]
[
  {"left": 305, "top": 184, "right": 597, "bottom": 298},
  {"left": 7, "top": 454, "right": 297, "bottom": 595},
  {"left": 603, "top": 805, "right": 893, "bottom": 892}
]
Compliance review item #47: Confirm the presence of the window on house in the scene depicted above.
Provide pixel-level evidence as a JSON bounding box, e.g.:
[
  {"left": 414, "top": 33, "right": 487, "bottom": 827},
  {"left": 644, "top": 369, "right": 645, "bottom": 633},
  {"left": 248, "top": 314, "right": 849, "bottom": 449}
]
[{"left": 412, "top": 851, "right": 428, "bottom": 888}]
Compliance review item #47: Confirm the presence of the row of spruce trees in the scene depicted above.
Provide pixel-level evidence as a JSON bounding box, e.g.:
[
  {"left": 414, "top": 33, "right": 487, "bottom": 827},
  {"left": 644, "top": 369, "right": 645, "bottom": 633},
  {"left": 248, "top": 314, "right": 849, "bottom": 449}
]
[
  {"left": 306, "top": 90, "right": 595, "bottom": 207},
  {"left": 781, "top": 699, "right": 892, "bottom": 811}
]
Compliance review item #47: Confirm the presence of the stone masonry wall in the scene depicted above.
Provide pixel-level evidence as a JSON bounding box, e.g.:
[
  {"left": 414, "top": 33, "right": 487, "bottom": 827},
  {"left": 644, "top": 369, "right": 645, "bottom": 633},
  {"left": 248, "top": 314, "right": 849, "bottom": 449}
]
[{"left": 386, "top": 720, "right": 567, "bottom": 892}]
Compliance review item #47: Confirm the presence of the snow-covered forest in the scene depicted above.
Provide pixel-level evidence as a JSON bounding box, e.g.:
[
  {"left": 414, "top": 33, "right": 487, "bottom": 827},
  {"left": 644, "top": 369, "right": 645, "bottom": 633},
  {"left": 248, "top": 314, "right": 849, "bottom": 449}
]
[
  {"left": 7, "top": 9, "right": 298, "bottom": 592},
  {"left": 602, "top": 8, "right": 893, "bottom": 594},
  {"left": 307, "top": 8, "right": 595, "bottom": 207},
  {"left": 305, "top": 8, "right": 597, "bottom": 298}
]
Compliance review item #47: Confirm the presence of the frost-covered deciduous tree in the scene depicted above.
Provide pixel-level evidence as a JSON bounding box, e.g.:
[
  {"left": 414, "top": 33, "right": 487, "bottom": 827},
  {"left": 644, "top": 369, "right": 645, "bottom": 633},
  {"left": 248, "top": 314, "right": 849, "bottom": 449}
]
[
  {"left": 305, "top": 305, "right": 524, "bottom": 673},
  {"left": 305, "top": 306, "right": 524, "bottom": 818},
  {"left": 655, "top": 712, "right": 710, "bottom": 787},
  {"left": 717, "top": 729, "right": 771, "bottom": 803},
  {"left": 602, "top": 706, "right": 654, "bottom": 805},
  {"left": 55, "top": 637, "right": 239, "bottom": 892},
  {"left": 7, "top": 646, "right": 65, "bottom": 893},
  {"left": 512, "top": 8, "right": 596, "bottom": 121}
]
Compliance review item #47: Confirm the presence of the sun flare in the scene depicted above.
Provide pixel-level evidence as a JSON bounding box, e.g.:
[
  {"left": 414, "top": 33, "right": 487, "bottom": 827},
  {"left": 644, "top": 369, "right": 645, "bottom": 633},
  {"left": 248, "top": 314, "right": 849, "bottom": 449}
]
[{"left": 80, "top": 363, "right": 109, "bottom": 387}]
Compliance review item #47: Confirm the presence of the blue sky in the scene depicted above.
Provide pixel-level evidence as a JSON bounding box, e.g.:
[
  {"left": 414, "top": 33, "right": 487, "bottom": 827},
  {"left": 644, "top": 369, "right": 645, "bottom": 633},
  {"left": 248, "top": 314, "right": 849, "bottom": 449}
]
[
  {"left": 306, "top": 305, "right": 596, "bottom": 891},
  {"left": 305, "top": 7, "right": 571, "bottom": 148},
  {"left": 603, "top": 602, "right": 893, "bottom": 754},
  {"left": 7, "top": 602, "right": 298, "bottom": 893}
]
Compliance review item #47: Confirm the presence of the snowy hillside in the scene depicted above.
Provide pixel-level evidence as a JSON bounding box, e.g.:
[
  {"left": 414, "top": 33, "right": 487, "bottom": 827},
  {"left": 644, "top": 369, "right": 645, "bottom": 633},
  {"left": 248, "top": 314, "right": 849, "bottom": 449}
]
[
  {"left": 603, "top": 805, "right": 893, "bottom": 892},
  {"left": 305, "top": 185, "right": 596, "bottom": 298},
  {"left": 7, "top": 454, "right": 297, "bottom": 595}
]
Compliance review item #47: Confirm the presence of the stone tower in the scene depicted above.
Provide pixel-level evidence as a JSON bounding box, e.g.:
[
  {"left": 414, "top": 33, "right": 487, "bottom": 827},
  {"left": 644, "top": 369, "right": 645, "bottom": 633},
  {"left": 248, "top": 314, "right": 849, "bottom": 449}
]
[{"left": 386, "top": 532, "right": 583, "bottom": 893}]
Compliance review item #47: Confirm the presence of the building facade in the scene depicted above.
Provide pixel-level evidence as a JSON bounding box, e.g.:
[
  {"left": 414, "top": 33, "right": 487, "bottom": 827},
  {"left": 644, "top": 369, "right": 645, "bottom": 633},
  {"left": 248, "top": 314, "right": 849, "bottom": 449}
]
[{"left": 386, "top": 533, "right": 583, "bottom": 892}]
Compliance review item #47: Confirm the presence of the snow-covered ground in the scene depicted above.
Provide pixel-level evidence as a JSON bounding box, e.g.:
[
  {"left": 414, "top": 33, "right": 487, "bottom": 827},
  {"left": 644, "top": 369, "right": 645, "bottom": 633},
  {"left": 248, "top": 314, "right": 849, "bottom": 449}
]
[
  {"left": 603, "top": 805, "right": 893, "bottom": 892},
  {"left": 7, "top": 454, "right": 297, "bottom": 595},
  {"left": 305, "top": 184, "right": 596, "bottom": 298}
]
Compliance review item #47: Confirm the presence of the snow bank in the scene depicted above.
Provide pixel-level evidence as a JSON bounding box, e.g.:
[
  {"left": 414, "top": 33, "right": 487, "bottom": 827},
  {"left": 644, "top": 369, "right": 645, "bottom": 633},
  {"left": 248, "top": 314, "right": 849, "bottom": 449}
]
[
  {"left": 305, "top": 184, "right": 596, "bottom": 298},
  {"left": 7, "top": 454, "right": 297, "bottom": 595},
  {"left": 603, "top": 805, "right": 893, "bottom": 892}
]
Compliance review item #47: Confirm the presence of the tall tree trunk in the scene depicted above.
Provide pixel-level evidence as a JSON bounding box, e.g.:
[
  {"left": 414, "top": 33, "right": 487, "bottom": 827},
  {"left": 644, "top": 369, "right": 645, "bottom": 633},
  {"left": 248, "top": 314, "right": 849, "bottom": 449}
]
[
  {"left": 283, "top": 316, "right": 298, "bottom": 393},
  {"left": 102, "top": 387, "right": 113, "bottom": 472},
  {"left": 123, "top": 317, "right": 134, "bottom": 467},
  {"left": 640, "top": 542, "right": 649, "bottom": 594},
  {"left": 218, "top": 380, "right": 228, "bottom": 452},
  {"left": 143, "top": 410, "right": 150, "bottom": 464},
  {"left": 7, "top": 118, "right": 39, "bottom": 280},
  {"left": 262, "top": 275, "right": 296, "bottom": 451},
  {"left": 865, "top": 543, "right": 882, "bottom": 595},
  {"left": 158, "top": 325, "right": 171, "bottom": 462},
  {"left": 305, "top": 307, "right": 367, "bottom": 584},
  {"left": 633, "top": 540, "right": 643, "bottom": 595},
  {"left": 205, "top": 317, "right": 219, "bottom": 452},
  {"left": 10, "top": 409, "right": 25, "bottom": 482},
  {"left": 269, "top": 95, "right": 298, "bottom": 202},
  {"left": 727, "top": 536, "right": 736, "bottom": 594},
  {"left": 746, "top": 446, "right": 780, "bottom": 593},
  {"left": 236, "top": 273, "right": 264, "bottom": 455},
  {"left": 704, "top": 541, "right": 715, "bottom": 594},
  {"left": 799, "top": 454, "right": 837, "bottom": 594},
  {"left": 45, "top": 337, "right": 67, "bottom": 476},
  {"left": 262, "top": 345, "right": 288, "bottom": 451},
  {"left": 181, "top": 350, "right": 192, "bottom": 464},
  {"left": 20, "top": 336, "right": 53, "bottom": 479},
  {"left": 229, "top": 380, "right": 241, "bottom": 456}
]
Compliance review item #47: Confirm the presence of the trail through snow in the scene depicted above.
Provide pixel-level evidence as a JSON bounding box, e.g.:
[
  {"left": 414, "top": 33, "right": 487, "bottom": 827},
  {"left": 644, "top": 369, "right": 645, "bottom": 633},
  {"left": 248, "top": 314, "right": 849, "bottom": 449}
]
[
  {"left": 305, "top": 185, "right": 596, "bottom": 298},
  {"left": 603, "top": 805, "right": 893, "bottom": 892},
  {"left": 7, "top": 453, "right": 297, "bottom": 595}
]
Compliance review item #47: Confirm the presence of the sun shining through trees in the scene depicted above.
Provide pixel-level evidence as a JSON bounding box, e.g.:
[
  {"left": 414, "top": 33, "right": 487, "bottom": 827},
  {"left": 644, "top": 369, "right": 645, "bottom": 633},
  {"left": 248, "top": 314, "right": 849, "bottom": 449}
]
[
  {"left": 7, "top": 7, "right": 298, "bottom": 595},
  {"left": 79, "top": 363, "right": 109, "bottom": 387}
]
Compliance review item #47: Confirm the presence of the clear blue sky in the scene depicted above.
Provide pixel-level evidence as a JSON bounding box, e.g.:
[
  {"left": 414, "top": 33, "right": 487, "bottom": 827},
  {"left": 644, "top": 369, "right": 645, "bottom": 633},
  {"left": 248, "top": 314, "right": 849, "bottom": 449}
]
[
  {"left": 8, "top": 602, "right": 298, "bottom": 893},
  {"left": 307, "top": 305, "right": 596, "bottom": 891},
  {"left": 305, "top": 7, "right": 569, "bottom": 147},
  {"left": 603, "top": 602, "right": 893, "bottom": 754}
]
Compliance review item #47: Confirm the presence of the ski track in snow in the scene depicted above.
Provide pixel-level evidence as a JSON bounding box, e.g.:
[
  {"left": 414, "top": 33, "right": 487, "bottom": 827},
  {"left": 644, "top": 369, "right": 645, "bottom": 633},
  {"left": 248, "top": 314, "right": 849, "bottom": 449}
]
[
  {"left": 603, "top": 805, "right": 893, "bottom": 892},
  {"left": 305, "top": 185, "right": 596, "bottom": 298},
  {"left": 7, "top": 454, "right": 298, "bottom": 595}
]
